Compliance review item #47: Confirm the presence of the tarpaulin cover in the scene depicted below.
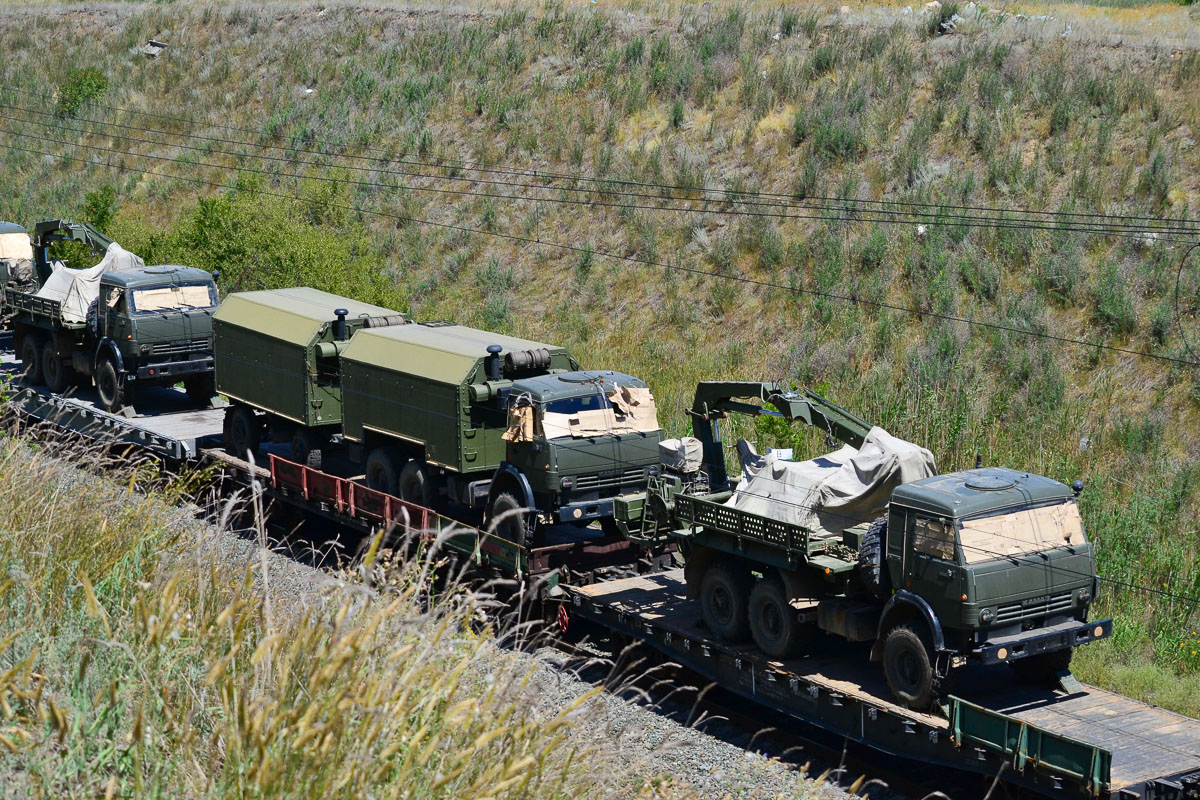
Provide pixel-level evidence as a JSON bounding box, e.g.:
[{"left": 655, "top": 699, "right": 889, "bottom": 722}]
[
  {"left": 727, "top": 427, "right": 937, "bottom": 536},
  {"left": 34, "top": 243, "right": 144, "bottom": 322}
]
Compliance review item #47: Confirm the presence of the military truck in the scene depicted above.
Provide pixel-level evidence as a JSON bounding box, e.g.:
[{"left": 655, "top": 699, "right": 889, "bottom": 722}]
[
  {"left": 1, "top": 220, "right": 219, "bottom": 412},
  {"left": 212, "top": 287, "right": 407, "bottom": 468},
  {"left": 627, "top": 382, "right": 1110, "bottom": 709},
  {"left": 339, "top": 322, "right": 662, "bottom": 544}
]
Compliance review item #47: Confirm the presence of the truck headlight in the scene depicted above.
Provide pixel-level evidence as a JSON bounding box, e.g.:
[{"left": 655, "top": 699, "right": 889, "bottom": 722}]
[
  {"left": 979, "top": 608, "right": 995, "bottom": 625},
  {"left": 1077, "top": 589, "right": 1092, "bottom": 605},
  {"left": 560, "top": 477, "right": 574, "bottom": 490}
]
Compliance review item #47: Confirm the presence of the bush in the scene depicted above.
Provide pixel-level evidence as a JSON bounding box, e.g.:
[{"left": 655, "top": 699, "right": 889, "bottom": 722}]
[
  {"left": 1093, "top": 261, "right": 1137, "bottom": 336},
  {"left": 55, "top": 67, "right": 107, "bottom": 117}
]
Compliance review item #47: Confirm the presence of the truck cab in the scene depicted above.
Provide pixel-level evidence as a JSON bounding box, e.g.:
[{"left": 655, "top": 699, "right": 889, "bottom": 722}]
[
  {"left": 874, "top": 467, "right": 1106, "bottom": 705},
  {"left": 91, "top": 266, "right": 219, "bottom": 409},
  {"left": 502, "top": 371, "right": 663, "bottom": 526}
]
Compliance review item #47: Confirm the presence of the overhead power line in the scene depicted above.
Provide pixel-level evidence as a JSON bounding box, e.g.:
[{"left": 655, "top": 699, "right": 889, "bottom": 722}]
[
  {"left": 3, "top": 130, "right": 1197, "bottom": 370},
  {"left": 2, "top": 86, "right": 1196, "bottom": 237},
  {"left": 4, "top": 107, "right": 1198, "bottom": 244}
]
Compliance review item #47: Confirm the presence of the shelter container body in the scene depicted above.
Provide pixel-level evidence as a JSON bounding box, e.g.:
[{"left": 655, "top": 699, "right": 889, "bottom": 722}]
[
  {"left": 213, "top": 288, "right": 404, "bottom": 461},
  {"left": 340, "top": 323, "right": 577, "bottom": 473}
]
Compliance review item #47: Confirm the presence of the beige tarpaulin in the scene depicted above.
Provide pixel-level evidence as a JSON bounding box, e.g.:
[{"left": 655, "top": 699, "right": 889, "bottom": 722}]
[
  {"left": 503, "top": 385, "right": 661, "bottom": 442},
  {"left": 34, "top": 242, "right": 144, "bottom": 322},
  {"left": 726, "top": 426, "right": 937, "bottom": 536},
  {"left": 132, "top": 284, "right": 213, "bottom": 312},
  {"left": 959, "top": 503, "right": 1085, "bottom": 564},
  {"left": 0, "top": 232, "right": 32, "bottom": 260}
]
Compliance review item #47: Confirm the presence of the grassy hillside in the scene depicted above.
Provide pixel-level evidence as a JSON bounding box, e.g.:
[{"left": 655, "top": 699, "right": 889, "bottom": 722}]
[{"left": 2, "top": 0, "right": 1200, "bottom": 713}]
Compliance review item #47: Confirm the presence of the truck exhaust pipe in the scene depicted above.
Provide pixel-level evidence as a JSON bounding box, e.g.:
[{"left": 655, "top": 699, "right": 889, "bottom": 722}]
[
  {"left": 334, "top": 308, "right": 349, "bottom": 341},
  {"left": 486, "top": 344, "right": 503, "bottom": 381}
]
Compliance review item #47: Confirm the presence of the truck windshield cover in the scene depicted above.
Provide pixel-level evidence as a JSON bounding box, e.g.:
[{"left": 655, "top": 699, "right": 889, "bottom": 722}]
[
  {"left": 958, "top": 502, "right": 1086, "bottom": 564},
  {"left": 130, "top": 283, "right": 217, "bottom": 313},
  {"left": 0, "top": 232, "right": 33, "bottom": 260},
  {"left": 540, "top": 387, "right": 660, "bottom": 439}
]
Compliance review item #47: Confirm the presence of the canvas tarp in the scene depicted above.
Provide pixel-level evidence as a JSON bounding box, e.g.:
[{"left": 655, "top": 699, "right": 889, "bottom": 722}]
[
  {"left": 727, "top": 426, "right": 937, "bottom": 536},
  {"left": 503, "top": 385, "right": 660, "bottom": 442},
  {"left": 959, "top": 503, "right": 1085, "bottom": 564},
  {"left": 34, "top": 243, "right": 144, "bottom": 323}
]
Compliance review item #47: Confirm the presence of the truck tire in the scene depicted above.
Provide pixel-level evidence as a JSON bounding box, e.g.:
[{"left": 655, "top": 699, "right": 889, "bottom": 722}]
[
  {"left": 184, "top": 374, "right": 216, "bottom": 405},
  {"left": 364, "top": 447, "right": 402, "bottom": 495},
  {"left": 41, "top": 341, "right": 69, "bottom": 394},
  {"left": 96, "top": 358, "right": 127, "bottom": 413},
  {"left": 1011, "top": 647, "right": 1074, "bottom": 684},
  {"left": 487, "top": 491, "right": 535, "bottom": 548},
  {"left": 882, "top": 623, "right": 937, "bottom": 710},
  {"left": 20, "top": 334, "right": 44, "bottom": 386},
  {"left": 749, "top": 575, "right": 808, "bottom": 658},
  {"left": 699, "top": 561, "right": 753, "bottom": 643},
  {"left": 290, "top": 429, "right": 323, "bottom": 470},
  {"left": 858, "top": 516, "right": 891, "bottom": 599},
  {"left": 223, "top": 405, "right": 261, "bottom": 459},
  {"left": 398, "top": 460, "right": 435, "bottom": 508}
]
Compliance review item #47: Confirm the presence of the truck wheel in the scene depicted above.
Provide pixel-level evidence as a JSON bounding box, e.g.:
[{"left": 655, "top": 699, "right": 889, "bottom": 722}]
[
  {"left": 1011, "top": 647, "right": 1074, "bottom": 684},
  {"left": 487, "top": 491, "right": 535, "bottom": 548},
  {"left": 858, "top": 516, "right": 891, "bottom": 600},
  {"left": 223, "top": 405, "right": 261, "bottom": 459},
  {"left": 398, "top": 461, "right": 435, "bottom": 508},
  {"left": 699, "top": 561, "right": 753, "bottom": 643},
  {"left": 290, "top": 429, "right": 323, "bottom": 470},
  {"left": 41, "top": 341, "right": 69, "bottom": 394},
  {"left": 19, "top": 335, "right": 44, "bottom": 385},
  {"left": 882, "top": 624, "right": 936, "bottom": 710},
  {"left": 749, "top": 575, "right": 808, "bottom": 658},
  {"left": 184, "top": 374, "right": 216, "bottom": 405},
  {"left": 96, "top": 358, "right": 127, "bottom": 413},
  {"left": 364, "top": 447, "right": 402, "bottom": 495}
]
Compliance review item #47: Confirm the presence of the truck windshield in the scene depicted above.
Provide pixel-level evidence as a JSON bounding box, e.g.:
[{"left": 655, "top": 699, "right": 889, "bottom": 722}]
[
  {"left": 957, "top": 501, "right": 1086, "bottom": 565},
  {"left": 538, "top": 388, "right": 660, "bottom": 440},
  {"left": 0, "top": 232, "right": 32, "bottom": 260},
  {"left": 129, "top": 283, "right": 217, "bottom": 313}
]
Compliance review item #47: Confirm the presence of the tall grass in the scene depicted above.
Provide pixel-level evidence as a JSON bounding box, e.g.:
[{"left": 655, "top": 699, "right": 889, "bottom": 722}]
[{"left": 0, "top": 430, "right": 708, "bottom": 798}]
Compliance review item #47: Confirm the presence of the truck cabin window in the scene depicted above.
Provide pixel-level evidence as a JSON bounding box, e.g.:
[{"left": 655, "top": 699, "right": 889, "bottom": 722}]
[
  {"left": 958, "top": 501, "right": 1086, "bottom": 565},
  {"left": 129, "top": 283, "right": 217, "bottom": 314},
  {"left": 538, "top": 388, "right": 660, "bottom": 440},
  {"left": 913, "top": 517, "right": 956, "bottom": 561}
]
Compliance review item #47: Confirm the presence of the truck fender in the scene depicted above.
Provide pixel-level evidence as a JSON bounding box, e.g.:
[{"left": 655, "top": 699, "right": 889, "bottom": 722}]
[
  {"left": 94, "top": 338, "right": 124, "bottom": 374},
  {"left": 869, "top": 590, "right": 945, "bottom": 661},
  {"left": 486, "top": 463, "right": 535, "bottom": 514}
]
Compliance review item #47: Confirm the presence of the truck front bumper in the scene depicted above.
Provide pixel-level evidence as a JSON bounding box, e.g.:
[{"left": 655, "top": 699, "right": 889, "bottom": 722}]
[
  {"left": 134, "top": 357, "right": 214, "bottom": 381},
  {"left": 978, "top": 618, "right": 1113, "bottom": 666}
]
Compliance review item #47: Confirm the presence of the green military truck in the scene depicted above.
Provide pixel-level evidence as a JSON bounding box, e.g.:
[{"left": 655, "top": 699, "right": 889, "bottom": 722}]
[
  {"left": 628, "top": 382, "right": 1110, "bottom": 709},
  {"left": 213, "top": 287, "right": 407, "bottom": 468},
  {"left": 213, "top": 288, "right": 664, "bottom": 544},
  {"left": 1, "top": 220, "right": 219, "bottom": 412},
  {"left": 340, "top": 322, "right": 662, "bottom": 544}
]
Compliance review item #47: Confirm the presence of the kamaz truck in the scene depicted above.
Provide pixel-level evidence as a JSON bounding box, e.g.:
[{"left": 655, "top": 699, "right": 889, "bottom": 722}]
[
  {"left": 0, "top": 220, "right": 219, "bottom": 413},
  {"left": 214, "top": 288, "right": 664, "bottom": 544},
  {"left": 624, "top": 382, "right": 1110, "bottom": 709}
]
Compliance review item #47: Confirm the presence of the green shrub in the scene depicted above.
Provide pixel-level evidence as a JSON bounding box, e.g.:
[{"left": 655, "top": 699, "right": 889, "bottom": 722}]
[
  {"left": 55, "top": 67, "right": 107, "bottom": 117},
  {"left": 923, "top": 3, "right": 959, "bottom": 38},
  {"left": 1093, "top": 261, "right": 1137, "bottom": 336}
]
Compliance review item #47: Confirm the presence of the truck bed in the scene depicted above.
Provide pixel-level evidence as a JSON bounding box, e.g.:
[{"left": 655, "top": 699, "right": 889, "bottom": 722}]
[{"left": 567, "top": 570, "right": 1200, "bottom": 798}]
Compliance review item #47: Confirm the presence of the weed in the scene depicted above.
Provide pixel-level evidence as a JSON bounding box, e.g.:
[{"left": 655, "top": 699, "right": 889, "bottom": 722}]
[{"left": 55, "top": 67, "right": 107, "bottom": 117}]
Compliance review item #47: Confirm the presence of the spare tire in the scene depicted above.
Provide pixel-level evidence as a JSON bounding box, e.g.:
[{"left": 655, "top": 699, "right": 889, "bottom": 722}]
[{"left": 858, "top": 516, "right": 891, "bottom": 599}]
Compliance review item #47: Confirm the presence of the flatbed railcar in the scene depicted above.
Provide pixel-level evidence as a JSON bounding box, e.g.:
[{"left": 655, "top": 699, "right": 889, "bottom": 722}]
[{"left": 5, "top": 355, "right": 1200, "bottom": 799}]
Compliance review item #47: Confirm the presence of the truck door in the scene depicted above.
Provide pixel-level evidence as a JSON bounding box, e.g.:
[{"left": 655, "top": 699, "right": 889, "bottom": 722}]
[{"left": 907, "top": 515, "right": 964, "bottom": 620}]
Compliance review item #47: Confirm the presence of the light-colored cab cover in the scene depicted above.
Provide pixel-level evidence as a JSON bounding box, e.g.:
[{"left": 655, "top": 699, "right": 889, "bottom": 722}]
[
  {"left": 34, "top": 242, "right": 144, "bottom": 322},
  {"left": 727, "top": 426, "right": 937, "bottom": 536}
]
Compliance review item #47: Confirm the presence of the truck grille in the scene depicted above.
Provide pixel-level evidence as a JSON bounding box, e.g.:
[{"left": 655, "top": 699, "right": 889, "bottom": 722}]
[
  {"left": 995, "top": 590, "right": 1074, "bottom": 623},
  {"left": 151, "top": 339, "right": 209, "bottom": 356},
  {"left": 573, "top": 467, "right": 647, "bottom": 492}
]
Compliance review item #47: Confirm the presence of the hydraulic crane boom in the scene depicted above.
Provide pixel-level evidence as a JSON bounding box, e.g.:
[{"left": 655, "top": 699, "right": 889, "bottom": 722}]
[
  {"left": 29, "top": 219, "right": 114, "bottom": 285},
  {"left": 688, "top": 381, "right": 873, "bottom": 488}
]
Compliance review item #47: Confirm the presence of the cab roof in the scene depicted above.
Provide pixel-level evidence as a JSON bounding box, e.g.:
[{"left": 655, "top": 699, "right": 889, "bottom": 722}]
[
  {"left": 513, "top": 371, "right": 648, "bottom": 402},
  {"left": 892, "top": 467, "right": 1074, "bottom": 520},
  {"left": 103, "top": 265, "right": 215, "bottom": 289},
  {"left": 343, "top": 322, "right": 573, "bottom": 385},
  {"left": 0, "top": 222, "right": 28, "bottom": 235}
]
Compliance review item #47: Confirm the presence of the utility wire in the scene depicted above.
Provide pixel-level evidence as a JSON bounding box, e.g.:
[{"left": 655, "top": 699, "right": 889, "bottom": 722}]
[
  {"left": 8, "top": 107, "right": 1200, "bottom": 241},
  {"left": 3, "top": 86, "right": 1196, "bottom": 235},
  {"left": 5, "top": 129, "right": 1198, "bottom": 369}
]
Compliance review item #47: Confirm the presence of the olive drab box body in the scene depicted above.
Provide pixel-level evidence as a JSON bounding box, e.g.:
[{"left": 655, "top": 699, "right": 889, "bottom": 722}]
[
  {"left": 213, "top": 288, "right": 404, "bottom": 429},
  {"left": 339, "top": 324, "right": 577, "bottom": 474}
]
